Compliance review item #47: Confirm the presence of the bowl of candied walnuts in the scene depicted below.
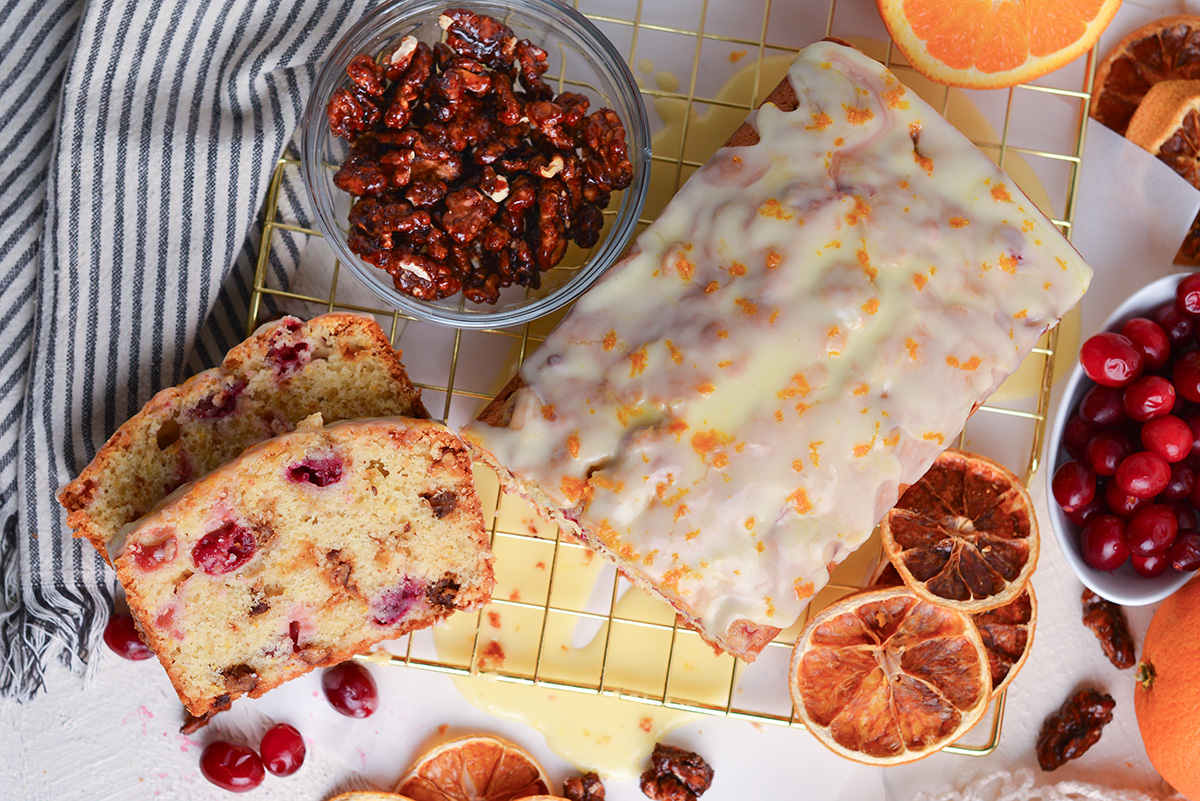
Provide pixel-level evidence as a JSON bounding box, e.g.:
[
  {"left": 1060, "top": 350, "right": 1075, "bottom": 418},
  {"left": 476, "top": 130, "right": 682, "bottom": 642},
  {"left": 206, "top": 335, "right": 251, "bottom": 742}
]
[{"left": 301, "top": 0, "right": 651, "bottom": 328}]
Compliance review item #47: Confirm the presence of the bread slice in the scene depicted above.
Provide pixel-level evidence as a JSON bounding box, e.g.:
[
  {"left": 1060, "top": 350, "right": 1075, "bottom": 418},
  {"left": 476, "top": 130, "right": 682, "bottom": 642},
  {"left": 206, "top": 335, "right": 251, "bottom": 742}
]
[
  {"left": 59, "top": 314, "right": 427, "bottom": 562},
  {"left": 111, "top": 416, "right": 493, "bottom": 719},
  {"left": 464, "top": 40, "right": 1092, "bottom": 661}
]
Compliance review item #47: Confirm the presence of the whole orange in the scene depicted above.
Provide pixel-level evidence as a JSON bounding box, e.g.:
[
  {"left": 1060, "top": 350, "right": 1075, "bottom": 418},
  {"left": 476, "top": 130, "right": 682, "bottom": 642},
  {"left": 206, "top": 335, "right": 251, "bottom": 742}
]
[{"left": 1135, "top": 575, "right": 1200, "bottom": 800}]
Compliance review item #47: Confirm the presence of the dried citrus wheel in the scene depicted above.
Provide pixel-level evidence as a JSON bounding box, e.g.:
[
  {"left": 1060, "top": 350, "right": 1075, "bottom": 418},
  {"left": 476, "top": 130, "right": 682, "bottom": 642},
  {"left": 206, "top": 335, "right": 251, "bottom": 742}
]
[
  {"left": 880, "top": 448, "right": 1038, "bottom": 614},
  {"left": 329, "top": 794, "right": 416, "bottom": 801},
  {"left": 871, "top": 560, "right": 1036, "bottom": 697},
  {"left": 1093, "top": 16, "right": 1200, "bottom": 135},
  {"left": 1125, "top": 80, "right": 1200, "bottom": 186},
  {"left": 876, "top": 0, "right": 1121, "bottom": 90},
  {"left": 789, "top": 585, "right": 992, "bottom": 765},
  {"left": 395, "top": 735, "right": 553, "bottom": 801}
]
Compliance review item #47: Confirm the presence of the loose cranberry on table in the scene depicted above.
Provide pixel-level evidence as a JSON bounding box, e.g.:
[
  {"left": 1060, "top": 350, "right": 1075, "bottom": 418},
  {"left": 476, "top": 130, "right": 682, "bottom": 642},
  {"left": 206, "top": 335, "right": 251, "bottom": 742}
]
[
  {"left": 260, "top": 723, "right": 306, "bottom": 776},
  {"left": 321, "top": 661, "right": 378, "bottom": 718},
  {"left": 1079, "top": 332, "right": 1144, "bottom": 387},
  {"left": 200, "top": 741, "right": 265, "bottom": 793},
  {"left": 103, "top": 611, "right": 153, "bottom": 660}
]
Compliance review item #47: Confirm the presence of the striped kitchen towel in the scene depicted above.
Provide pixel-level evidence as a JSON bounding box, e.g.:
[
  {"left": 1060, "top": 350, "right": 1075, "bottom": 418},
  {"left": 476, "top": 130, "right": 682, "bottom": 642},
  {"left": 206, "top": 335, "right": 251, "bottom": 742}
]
[{"left": 0, "top": 0, "right": 376, "bottom": 698}]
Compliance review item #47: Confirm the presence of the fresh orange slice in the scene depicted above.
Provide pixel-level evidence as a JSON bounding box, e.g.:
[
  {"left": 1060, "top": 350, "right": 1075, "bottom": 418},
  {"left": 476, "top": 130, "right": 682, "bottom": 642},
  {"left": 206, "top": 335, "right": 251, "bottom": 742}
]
[
  {"left": 876, "top": 0, "right": 1121, "bottom": 90},
  {"left": 880, "top": 448, "right": 1038, "bottom": 614},
  {"left": 395, "top": 735, "right": 553, "bottom": 801},
  {"left": 871, "top": 559, "right": 1036, "bottom": 697},
  {"left": 789, "top": 585, "right": 992, "bottom": 764},
  {"left": 1093, "top": 16, "right": 1200, "bottom": 136}
]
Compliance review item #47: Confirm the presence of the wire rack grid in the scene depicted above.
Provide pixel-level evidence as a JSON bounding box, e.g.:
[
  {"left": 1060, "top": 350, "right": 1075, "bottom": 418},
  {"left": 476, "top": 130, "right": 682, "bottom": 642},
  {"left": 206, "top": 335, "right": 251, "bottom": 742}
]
[{"left": 248, "top": 0, "right": 1097, "bottom": 757}]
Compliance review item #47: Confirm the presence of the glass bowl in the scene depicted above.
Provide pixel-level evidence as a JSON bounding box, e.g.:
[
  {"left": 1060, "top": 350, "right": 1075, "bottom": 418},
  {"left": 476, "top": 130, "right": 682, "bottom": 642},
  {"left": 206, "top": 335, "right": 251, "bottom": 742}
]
[
  {"left": 1046, "top": 273, "right": 1194, "bottom": 606},
  {"left": 301, "top": 0, "right": 650, "bottom": 329}
]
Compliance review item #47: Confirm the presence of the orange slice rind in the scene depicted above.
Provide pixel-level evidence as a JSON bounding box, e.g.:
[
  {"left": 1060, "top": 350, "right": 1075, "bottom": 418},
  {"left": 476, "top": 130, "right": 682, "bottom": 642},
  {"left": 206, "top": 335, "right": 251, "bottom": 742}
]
[
  {"left": 395, "top": 735, "right": 553, "bottom": 801},
  {"left": 1093, "top": 16, "right": 1200, "bottom": 136},
  {"left": 880, "top": 448, "right": 1038, "bottom": 614},
  {"left": 789, "top": 585, "right": 992, "bottom": 765},
  {"left": 1125, "top": 79, "right": 1200, "bottom": 188},
  {"left": 877, "top": 0, "right": 1121, "bottom": 90}
]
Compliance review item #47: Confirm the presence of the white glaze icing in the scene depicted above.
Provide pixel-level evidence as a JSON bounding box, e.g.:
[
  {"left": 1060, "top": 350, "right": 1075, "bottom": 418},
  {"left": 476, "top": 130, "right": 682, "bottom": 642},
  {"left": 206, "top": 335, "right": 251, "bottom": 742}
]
[{"left": 464, "top": 41, "right": 1092, "bottom": 651}]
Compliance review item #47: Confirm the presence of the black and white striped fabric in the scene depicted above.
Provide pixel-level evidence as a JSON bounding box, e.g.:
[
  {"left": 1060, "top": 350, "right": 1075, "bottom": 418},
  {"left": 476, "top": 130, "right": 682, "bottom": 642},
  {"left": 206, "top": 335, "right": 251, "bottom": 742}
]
[{"left": 0, "top": 0, "right": 377, "bottom": 698}]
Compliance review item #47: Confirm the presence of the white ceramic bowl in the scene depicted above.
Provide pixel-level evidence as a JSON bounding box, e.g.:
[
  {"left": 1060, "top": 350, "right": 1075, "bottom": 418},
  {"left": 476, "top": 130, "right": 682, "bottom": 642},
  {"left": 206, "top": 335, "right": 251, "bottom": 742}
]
[{"left": 1046, "top": 273, "right": 1195, "bottom": 605}]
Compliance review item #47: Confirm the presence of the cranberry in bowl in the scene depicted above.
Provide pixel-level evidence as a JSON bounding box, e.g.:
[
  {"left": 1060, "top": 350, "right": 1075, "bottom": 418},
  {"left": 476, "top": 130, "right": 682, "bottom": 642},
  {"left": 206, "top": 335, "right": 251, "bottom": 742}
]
[
  {"left": 1047, "top": 273, "right": 1199, "bottom": 605},
  {"left": 301, "top": 0, "right": 650, "bottom": 329}
]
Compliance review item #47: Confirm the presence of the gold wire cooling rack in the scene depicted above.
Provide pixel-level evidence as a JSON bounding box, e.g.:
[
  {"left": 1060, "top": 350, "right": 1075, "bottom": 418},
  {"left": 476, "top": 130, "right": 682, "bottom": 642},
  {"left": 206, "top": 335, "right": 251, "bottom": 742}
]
[{"left": 248, "top": 0, "right": 1097, "bottom": 757}]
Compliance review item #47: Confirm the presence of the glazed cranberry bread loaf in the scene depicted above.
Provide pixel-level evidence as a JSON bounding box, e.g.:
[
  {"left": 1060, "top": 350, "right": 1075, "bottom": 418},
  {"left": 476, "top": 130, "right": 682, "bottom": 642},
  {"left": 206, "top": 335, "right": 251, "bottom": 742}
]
[
  {"left": 59, "top": 314, "right": 427, "bottom": 562},
  {"left": 464, "top": 40, "right": 1092, "bottom": 661},
  {"left": 111, "top": 415, "right": 493, "bottom": 719}
]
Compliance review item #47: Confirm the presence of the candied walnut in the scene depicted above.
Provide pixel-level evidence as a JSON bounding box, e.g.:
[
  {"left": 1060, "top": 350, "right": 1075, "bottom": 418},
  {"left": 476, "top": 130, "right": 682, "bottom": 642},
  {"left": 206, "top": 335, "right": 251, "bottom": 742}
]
[
  {"left": 324, "top": 549, "right": 358, "bottom": 593},
  {"left": 327, "top": 9, "right": 633, "bottom": 305},
  {"left": 427, "top": 575, "right": 460, "bottom": 608},
  {"left": 1081, "top": 589, "right": 1135, "bottom": 669},
  {"left": 1036, "top": 689, "right": 1115, "bottom": 771},
  {"left": 640, "top": 744, "right": 714, "bottom": 801},
  {"left": 564, "top": 772, "right": 605, "bottom": 801},
  {"left": 221, "top": 664, "right": 259, "bottom": 693},
  {"left": 180, "top": 710, "right": 214, "bottom": 734}
]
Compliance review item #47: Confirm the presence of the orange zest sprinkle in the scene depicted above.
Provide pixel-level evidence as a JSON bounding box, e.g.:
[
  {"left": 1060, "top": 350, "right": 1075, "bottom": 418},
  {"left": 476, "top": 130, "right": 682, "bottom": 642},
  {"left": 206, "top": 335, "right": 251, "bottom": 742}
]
[
  {"left": 674, "top": 256, "right": 694, "bottom": 281},
  {"left": 808, "top": 441, "right": 822, "bottom": 467},
  {"left": 718, "top": 359, "right": 732, "bottom": 368},
  {"left": 541, "top": 404, "right": 557, "bottom": 420},
  {"left": 998, "top": 253, "right": 1018, "bottom": 273},
  {"left": 775, "top": 410, "right": 785, "bottom": 422},
  {"left": 560, "top": 475, "right": 591, "bottom": 503},
  {"left": 946, "top": 355, "right": 982, "bottom": 370},
  {"left": 1015, "top": 309, "right": 1028, "bottom": 319},
  {"left": 950, "top": 216, "right": 969, "bottom": 228},
  {"left": 807, "top": 111, "right": 832, "bottom": 130},
  {"left": 758, "top": 198, "right": 792, "bottom": 220},
  {"left": 884, "top": 432, "right": 900, "bottom": 447},
  {"left": 735, "top": 298, "right": 758, "bottom": 315},
  {"left": 697, "top": 381, "right": 716, "bottom": 396},
  {"left": 792, "top": 459, "right": 804, "bottom": 472},
  {"left": 715, "top": 328, "right": 729, "bottom": 338},
  {"left": 755, "top": 541, "right": 765, "bottom": 553},
  {"left": 882, "top": 86, "right": 908, "bottom": 109},
  {"left": 794, "top": 579, "right": 816, "bottom": 600},
  {"left": 691, "top": 429, "right": 733, "bottom": 458},
  {"left": 602, "top": 330, "right": 617, "bottom": 351},
  {"left": 766, "top": 249, "right": 782, "bottom": 269},
  {"left": 685, "top": 529, "right": 700, "bottom": 541},
  {"left": 905, "top": 337, "right": 920, "bottom": 360},
  {"left": 744, "top": 517, "right": 755, "bottom": 531},
  {"left": 923, "top": 432, "right": 945, "bottom": 444},
  {"left": 674, "top": 504, "right": 689, "bottom": 522},
  {"left": 590, "top": 474, "right": 623, "bottom": 493},
  {"left": 665, "top": 340, "right": 684, "bottom": 365},
  {"left": 728, "top": 262, "right": 747, "bottom": 277},
  {"left": 629, "top": 347, "right": 648, "bottom": 376},
  {"left": 991, "top": 184, "right": 1012, "bottom": 202},
  {"left": 712, "top": 453, "right": 729, "bottom": 469},
  {"left": 912, "top": 272, "right": 928, "bottom": 290},
  {"left": 853, "top": 383, "right": 869, "bottom": 396},
  {"left": 566, "top": 433, "right": 580, "bottom": 459},
  {"left": 844, "top": 103, "right": 874, "bottom": 124},
  {"left": 834, "top": 136, "right": 845, "bottom": 146},
  {"left": 769, "top": 310, "right": 779, "bottom": 324},
  {"left": 856, "top": 248, "right": 877, "bottom": 279},
  {"left": 862, "top": 298, "right": 879, "bottom": 315},
  {"left": 788, "top": 487, "right": 814, "bottom": 515},
  {"left": 668, "top": 418, "right": 689, "bottom": 438}
]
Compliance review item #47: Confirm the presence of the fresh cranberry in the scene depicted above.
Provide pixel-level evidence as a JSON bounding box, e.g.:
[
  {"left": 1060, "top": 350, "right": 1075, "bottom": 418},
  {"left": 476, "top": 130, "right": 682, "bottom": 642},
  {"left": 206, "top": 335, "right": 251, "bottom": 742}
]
[
  {"left": 1078, "top": 385, "right": 1127, "bottom": 428},
  {"left": 321, "top": 661, "right": 378, "bottom": 718},
  {"left": 1141, "top": 415, "right": 1193, "bottom": 462},
  {"left": 1084, "top": 430, "right": 1134, "bottom": 476},
  {"left": 1173, "top": 351, "right": 1200, "bottom": 403},
  {"left": 1167, "top": 529, "right": 1200, "bottom": 571},
  {"left": 1062, "top": 415, "right": 1096, "bottom": 459},
  {"left": 1132, "top": 552, "right": 1169, "bottom": 578},
  {"left": 371, "top": 578, "right": 423, "bottom": 626},
  {"left": 1154, "top": 302, "right": 1195, "bottom": 347},
  {"left": 1066, "top": 496, "right": 1104, "bottom": 527},
  {"left": 1125, "top": 504, "right": 1179, "bottom": 557},
  {"left": 192, "top": 522, "right": 257, "bottom": 575},
  {"left": 200, "top": 741, "right": 265, "bottom": 792},
  {"left": 103, "top": 612, "right": 153, "bottom": 660},
  {"left": 1105, "top": 480, "right": 1148, "bottom": 518},
  {"left": 260, "top": 723, "right": 306, "bottom": 776},
  {"left": 1080, "top": 515, "right": 1128, "bottom": 571},
  {"left": 1182, "top": 412, "right": 1200, "bottom": 458},
  {"left": 287, "top": 456, "right": 344, "bottom": 487},
  {"left": 1121, "top": 317, "right": 1172, "bottom": 370},
  {"left": 1123, "top": 375, "right": 1176, "bottom": 422},
  {"left": 1052, "top": 460, "right": 1096, "bottom": 513},
  {"left": 267, "top": 323, "right": 312, "bottom": 377},
  {"left": 1115, "top": 451, "right": 1172, "bottom": 498},
  {"left": 129, "top": 529, "right": 177, "bottom": 571},
  {"left": 1079, "top": 332, "right": 1144, "bottom": 387},
  {"left": 189, "top": 379, "right": 246, "bottom": 419},
  {"left": 1173, "top": 501, "right": 1197, "bottom": 529},
  {"left": 1177, "top": 273, "right": 1200, "bottom": 314},
  {"left": 1163, "top": 462, "right": 1197, "bottom": 501}
]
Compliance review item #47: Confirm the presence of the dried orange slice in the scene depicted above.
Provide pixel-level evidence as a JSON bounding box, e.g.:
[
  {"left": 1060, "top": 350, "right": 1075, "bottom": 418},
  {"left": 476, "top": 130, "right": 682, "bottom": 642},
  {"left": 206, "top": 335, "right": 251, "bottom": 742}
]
[
  {"left": 1125, "top": 80, "right": 1200, "bottom": 187},
  {"left": 876, "top": 0, "right": 1121, "bottom": 90},
  {"left": 789, "top": 585, "right": 991, "bottom": 764},
  {"left": 880, "top": 448, "right": 1038, "bottom": 614},
  {"left": 1093, "top": 16, "right": 1200, "bottom": 136},
  {"left": 395, "top": 735, "right": 553, "bottom": 801},
  {"left": 871, "top": 560, "right": 1036, "bottom": 698}
]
